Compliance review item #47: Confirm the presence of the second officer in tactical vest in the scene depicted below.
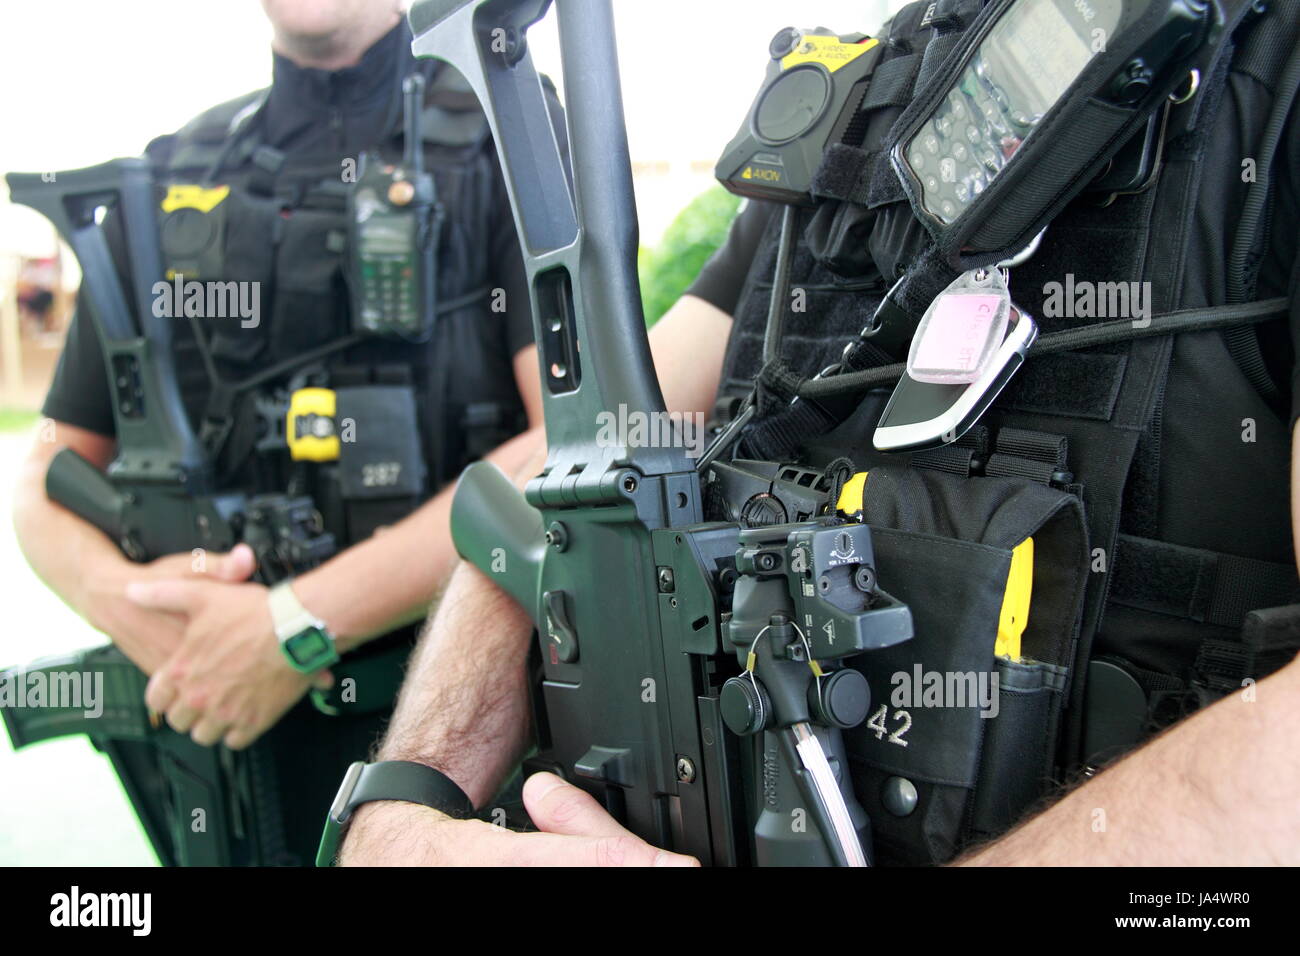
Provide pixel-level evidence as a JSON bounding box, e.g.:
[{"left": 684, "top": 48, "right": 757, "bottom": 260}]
[{"left": 11, "top": 0, "right": 556, "bottom": 865}]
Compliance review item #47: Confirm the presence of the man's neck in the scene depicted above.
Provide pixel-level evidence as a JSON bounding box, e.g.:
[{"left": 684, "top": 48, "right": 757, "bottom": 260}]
[{"left": 271, "top": 7, "right": 403, "bottom": 72}]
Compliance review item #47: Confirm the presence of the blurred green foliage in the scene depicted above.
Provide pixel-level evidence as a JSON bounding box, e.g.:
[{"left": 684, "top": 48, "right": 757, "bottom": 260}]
[
  {"left": 0, "top": 408, "right": 40, "bottom": 433},
  {"left": 639, "top": 186, "right": 741, "bottom": 326}
]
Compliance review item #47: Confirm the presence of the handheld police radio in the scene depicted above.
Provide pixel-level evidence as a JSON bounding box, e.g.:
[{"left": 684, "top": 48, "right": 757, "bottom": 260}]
[
  {"left": 872, "top": 0, "right": 1218, "bottom": 453},
  {"left": 348, "top": 73, "right": 443, "bottom": 340},
  {"left": 891, "top": 0, "right": 1217, "bottom": 257},
  {"left": 716, "top": 28, "right": 885, "bottom": 206}
]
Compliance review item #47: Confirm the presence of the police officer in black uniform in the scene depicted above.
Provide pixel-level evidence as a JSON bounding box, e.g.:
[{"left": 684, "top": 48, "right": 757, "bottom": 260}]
[
  {"left": 337, "top": 0, "right": 1300, "bottom": 866},
  {"left": 13, "top": 0, "right": 555, "bottom": 865}
]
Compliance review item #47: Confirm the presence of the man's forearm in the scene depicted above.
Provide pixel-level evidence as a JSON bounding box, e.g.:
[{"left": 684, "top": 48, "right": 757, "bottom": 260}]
[
  {"left": 292, "top": 426, "right": 542, "bottom": 652},
  {"left": 12, "top": 449, "right": 180, "bottom": 672},
  {"left": 960, "top": 658, "right": 1300, "bottom": 865},
  {"left": 372, "top": 562, "right": 535, "bottom": 806},
  {"left": 14, "top": 453, "right": 121, "bottom": 608}
]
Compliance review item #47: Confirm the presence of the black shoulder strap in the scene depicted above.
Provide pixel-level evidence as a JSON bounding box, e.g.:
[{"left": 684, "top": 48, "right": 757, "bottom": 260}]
[
  {"left": 418, "top": 63, "right": 490, "bottom": 149},
  {"left": 149, "top": 89, "right": 269, "bottom": 175}
]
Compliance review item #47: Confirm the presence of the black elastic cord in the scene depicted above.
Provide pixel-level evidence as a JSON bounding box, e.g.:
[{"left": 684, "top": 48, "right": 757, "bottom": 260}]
[
  {"left": 797, "top": 297, "right": 1290, "bottom": 400},
  {"left": 821, "top": 457, "right": 857, "bottom": 510}
]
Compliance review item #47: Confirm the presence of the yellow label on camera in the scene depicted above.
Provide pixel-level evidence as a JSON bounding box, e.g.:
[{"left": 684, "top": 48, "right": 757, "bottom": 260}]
[
  {"left": 996, "top": 538, "right": 1034, "bottom": 660},
  {"left": 160, "top": 184, "right": 230, "bottom": 214},
  {"left": 287, "top": 388, "right": 339, "bottom": 462},
  {"left": 782, "top": 35, "right": 878, "bottom": 74}
]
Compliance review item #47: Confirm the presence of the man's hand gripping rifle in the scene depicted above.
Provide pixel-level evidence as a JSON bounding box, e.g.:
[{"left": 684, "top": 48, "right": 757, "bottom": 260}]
[{"left": 413, "top": 0, "right": 913, "bottom": 866}]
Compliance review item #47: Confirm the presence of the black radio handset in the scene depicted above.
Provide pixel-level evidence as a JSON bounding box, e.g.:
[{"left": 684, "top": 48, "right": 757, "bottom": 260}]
[{"left": 348, "top": 72, "right": 442, "bottom": 341}]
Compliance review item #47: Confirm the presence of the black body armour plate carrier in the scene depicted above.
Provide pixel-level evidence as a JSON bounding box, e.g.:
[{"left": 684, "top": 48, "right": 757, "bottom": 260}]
[
  {"left": 713, "top": 0, "right": 1300, "bottom": 864},
  {"left": 149, "top": 63, "right": 531, "bottom": 529},
  {"left": 64, "top": 64, "right": 544, "bottom": 868}
]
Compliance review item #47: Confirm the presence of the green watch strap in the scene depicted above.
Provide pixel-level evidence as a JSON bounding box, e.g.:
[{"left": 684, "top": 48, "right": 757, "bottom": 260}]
[{"left": 316, "top": 760, "right": 474, "bottom": 867}]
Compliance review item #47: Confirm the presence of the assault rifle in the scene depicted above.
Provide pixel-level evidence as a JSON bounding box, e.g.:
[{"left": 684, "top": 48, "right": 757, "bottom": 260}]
[
  {"left": 411, "top": 0, "right": 914, "bottom": 865},
  {"left": 2, "top": 160, "right": 335, "bottom": 865}
]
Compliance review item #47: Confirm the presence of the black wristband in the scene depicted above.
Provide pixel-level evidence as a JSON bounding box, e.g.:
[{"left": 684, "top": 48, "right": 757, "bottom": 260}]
[{"left": 316, "top": 760, "right": 474, "bottom": 866}]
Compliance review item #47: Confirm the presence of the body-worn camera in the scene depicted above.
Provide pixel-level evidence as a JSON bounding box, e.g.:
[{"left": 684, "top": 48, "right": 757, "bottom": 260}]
[{"left": 716, "top": 27, "right": 885, "bottom": 206}]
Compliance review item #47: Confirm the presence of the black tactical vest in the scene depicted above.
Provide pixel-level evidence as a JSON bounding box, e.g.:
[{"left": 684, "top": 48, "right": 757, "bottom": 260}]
[
  {"left": 143, "top": 63, "right": 533, "bottom": 548},
  {"left": 713, "top": 0, "right": 1300, "bottom": 864}
]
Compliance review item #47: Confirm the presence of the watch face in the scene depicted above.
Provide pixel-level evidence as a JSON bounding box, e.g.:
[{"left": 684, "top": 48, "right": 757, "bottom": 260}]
[{"left": 286, "top": 627, "right": 333, "bottom": 669}]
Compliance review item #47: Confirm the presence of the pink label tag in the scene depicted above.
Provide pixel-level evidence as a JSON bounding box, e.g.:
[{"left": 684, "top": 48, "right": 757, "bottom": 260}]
[{"left": 911, "top": 294, "right": 1002, "bottom": 377}]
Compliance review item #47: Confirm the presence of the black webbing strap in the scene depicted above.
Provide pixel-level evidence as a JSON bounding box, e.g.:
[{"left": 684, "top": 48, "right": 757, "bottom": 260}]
[
  {"left": 1119, "top": 603, "right": 1300, "bottom": 733},
  {"left": 911, "top": 425, "right": 988, "bottom": 476},
  {"left": 1110, "top": 534, "right": 1300, "bottom": 630},
  {"left": 860, "top": 53, "right": 923, "bottom": 112},
  {"left": 984, "top": 427, "right": 1069, "bottom": 484},
  {"left": 1192, "top": 625, "right": 1300, "bottom": 703},
  {"left": 738, "top": 358, "right": 840, "bottom": 461}
]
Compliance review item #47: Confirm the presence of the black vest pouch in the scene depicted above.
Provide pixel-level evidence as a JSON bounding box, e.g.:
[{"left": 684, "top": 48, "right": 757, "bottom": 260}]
[
  {"left": 840, "top": 464, "right": 1089, "bottom": 865},
  {"left": 335, "top": 384, "right": 428, "bottom": 542},
  {"left": 203, "top": 188, "right": 280, "bottom": 364},
  {"left": 806, "top": 201, "right": 879, "bottom": 279},
  {"left": 867, "top": 201, "right": 933, "bottom": 286},
  {"left": 269, "top": 206, "right": 349, "bottom": 359}
]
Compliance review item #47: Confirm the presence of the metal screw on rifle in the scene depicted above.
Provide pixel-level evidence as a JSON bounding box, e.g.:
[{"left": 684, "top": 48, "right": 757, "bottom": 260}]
[
  {"left": 657, "top": 567, "right": 675, "bottom": 593},
  {"left": 756, "top": 552, "right": 778, "bottom": 572},
  {"left": 854, "top": 566, "right": 877, "bottom": 593},
  {"left": 622, "top": 474, "right": 638, "bottom": 494},
  {"left": 121, "top": 536, "right": 145, "bottom": 562},
  {"left": 545, "top": 521, "right": 568, "bottom": 552},
  {"left": 676, "top": 756, "right": 696, "bottom": 784}
]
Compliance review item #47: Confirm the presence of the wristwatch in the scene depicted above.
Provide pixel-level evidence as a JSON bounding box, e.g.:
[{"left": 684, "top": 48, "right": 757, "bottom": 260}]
[
  {"left": 316, "top": 760, "right": 474, "bottom": 867},
  {"left": 268, "top": 580, "right": 340, "bottom": 673}
]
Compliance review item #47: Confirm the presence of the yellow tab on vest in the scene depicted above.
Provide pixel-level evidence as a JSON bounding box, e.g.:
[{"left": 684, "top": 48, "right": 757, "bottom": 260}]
[
  {"left": 782, "top": 35, "right": 878, "bottom": 74},
  {"left": 287, "top": 388, "right": 340, "bottom": 463},
  {"left": 996, "top": 538, "right": 1035, "bottom": 660},
  {"left": 161, "top": 184, "right": 230, "bottom": 214},
  {"left": 836, "top": 472, "right": 869, "bottom": 515}
]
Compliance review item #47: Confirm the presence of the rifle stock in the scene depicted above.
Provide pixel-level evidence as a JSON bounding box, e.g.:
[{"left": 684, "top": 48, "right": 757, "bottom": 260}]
[
  {"left": 45, "top": 447, "right": 129, "bottom": 546},
  {"left": 450, "top": 462, "right": 545, "bottom": 609}
]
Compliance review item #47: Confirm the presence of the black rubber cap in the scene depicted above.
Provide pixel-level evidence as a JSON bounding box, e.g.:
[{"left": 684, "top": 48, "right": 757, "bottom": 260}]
[
  {"left": 740, "top": 492, "right": 788, "bottom": 528},
  {"left": 814, "top": 668, "right": 871, "bottom": 729},
  {"left": 721, "top": 676, "right": 769, "bottom": 736}
]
